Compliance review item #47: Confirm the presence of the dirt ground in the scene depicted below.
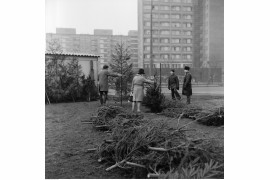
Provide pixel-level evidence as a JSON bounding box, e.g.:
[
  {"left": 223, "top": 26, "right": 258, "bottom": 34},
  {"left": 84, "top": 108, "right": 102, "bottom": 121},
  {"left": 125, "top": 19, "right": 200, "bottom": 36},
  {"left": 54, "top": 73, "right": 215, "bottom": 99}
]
[{"left": 45, "top": 95, "right": 224, "bottom": 179}]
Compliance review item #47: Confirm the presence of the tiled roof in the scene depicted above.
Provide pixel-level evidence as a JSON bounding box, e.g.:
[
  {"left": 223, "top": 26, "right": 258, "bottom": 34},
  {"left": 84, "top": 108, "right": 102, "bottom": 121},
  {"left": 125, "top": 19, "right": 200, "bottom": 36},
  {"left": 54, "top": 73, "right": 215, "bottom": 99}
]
[{"left": 45, "top": 51, "right": 100, "bottom": 58}]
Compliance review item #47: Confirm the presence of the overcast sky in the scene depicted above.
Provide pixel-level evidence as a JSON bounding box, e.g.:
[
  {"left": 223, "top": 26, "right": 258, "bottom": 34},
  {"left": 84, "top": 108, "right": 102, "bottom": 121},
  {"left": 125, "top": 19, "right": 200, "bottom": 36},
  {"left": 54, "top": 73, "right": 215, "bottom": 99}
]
[{"left": 46, "top": 0, "right": 138, "bottom": 35}]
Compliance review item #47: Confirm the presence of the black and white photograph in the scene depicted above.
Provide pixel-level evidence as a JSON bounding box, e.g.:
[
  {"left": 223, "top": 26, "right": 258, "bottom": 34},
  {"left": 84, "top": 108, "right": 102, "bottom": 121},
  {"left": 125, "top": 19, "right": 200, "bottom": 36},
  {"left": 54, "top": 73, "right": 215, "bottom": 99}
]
[
  {"left": 4, "top": 0, "right": 270, "bottom": 180},
  {"left": 45, "top": 0, "right": 224, "bottom": 178}
]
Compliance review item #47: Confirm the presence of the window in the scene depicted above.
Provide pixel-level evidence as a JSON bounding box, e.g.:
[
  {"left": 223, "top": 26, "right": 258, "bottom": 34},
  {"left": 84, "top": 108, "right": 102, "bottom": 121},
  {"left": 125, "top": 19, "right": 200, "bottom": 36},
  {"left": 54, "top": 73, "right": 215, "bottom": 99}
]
[
  {"left": 153, "top": 5, "right": 159, "bottom": 10},
  {"left": 171, "top": 54, "right": 181, "bottom": 60},
  {"left": 153, "top": 38, "right": 159, "bottom": 43},
  {"left": 172, "top": 30, "right": 181, "bottom": 35},
  {"left": 187, "top": 0, "right": 192, "bottom": 3},
  {"left": 153, "top": 14, "right": 159, "bottom": 19},
  {"left": 171, "top": 14, "right": 180, "bottom": 19},
  {"left": 161, "top": 22, "right": 170, "bottom": 27},
  {"left": 172, "top": 46, "right": 181, "bottom": 51},
  {"left": 144, "top": 38, "right": 150, "bottom": 43},
  {"left": 187, "top": 39, "right": 191, "bottom": 43},
  {"left": 144, "top": 30, "right": 150, "bottom": 35},
  {"left": 184, "top": 31, "right": 192, "bottom": 35},
  {"left": 153, "top": 30, "right": 159, "bottom": 35},
  {"left": 144, "top": 21, "right": 150, "bottom": 26},
  {"left": 161, "top": 46, "right": 170, "bottom": 51},
  {"left": 186, "top": 7, "right": 192, "bottom": 11},
  {"left": 187, "top": 55, "right": 191, "bottom": 59},
  {"left": 172, "top": 22, "right": 181, "bottom": 27},
  {"left": 161, "top": 54, "right": 169, "bottom": 59},
  {"left": 160, "top": 14, "right": 170, "bottom": 19},
  {"left": 144, "top": 64, "right": 150, "bottom": 68},
  {"left": 183, "top": 15, "right": 192, "bottom": 19},
  {"left": 153, "top": 46, "right": 159, "bottom": 51},
  {"left": 153, "top": 54, "right": 160, "bottom": 59},
  {"left": 172, "top": 0, "right": 181, "bottom": 2},
  {"left": 144, "top": 46, "right": 150, "bottom": 51},
  {"left": 160, "top": 38, "right": 170, "bottom": 43},
  {"left": 187, "top": 47, "right": 191, "bottom": 51},
  {"left": 144, "top": 6, "right": 151, "bottom": 10},
  {"left": 144, "top": 54, "right": 150, "bottom": 59},
  {"left": 160, "top": 0, "right": 170, "bottom": 2},
  {"left": 144, "top": 13, "right": 150, "bottom": 18},
  {"left": 171, "top": 38, "right": 180, "bottom": 43},
  {"left": 160, "top": 6, "right": 170, "bottom": 10},
  {"left": 153, "top": 22, "right": 159, "bottom": 27},
  {"left": 160, "top": 30, "right": 170, "bottom": 35},
  {"left": 171, "top": 6, "right": 180, "bottom": 11}
]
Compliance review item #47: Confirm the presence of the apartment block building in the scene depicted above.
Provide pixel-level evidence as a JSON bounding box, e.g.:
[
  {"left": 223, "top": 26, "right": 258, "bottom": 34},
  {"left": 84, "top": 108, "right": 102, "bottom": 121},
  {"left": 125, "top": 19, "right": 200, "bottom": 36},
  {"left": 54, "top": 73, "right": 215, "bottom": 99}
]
[
  {"left": 138, "top": 0, "right": 194, "bottom": 69},
  {"left": 46, "top": 28, "right": 139, "bottom": 69},
  {"left": 138, "top": 0, "right": 223, "bottom": 69},
  {"left": 201, "top": 0, "right": 224, "bottom": 69}
]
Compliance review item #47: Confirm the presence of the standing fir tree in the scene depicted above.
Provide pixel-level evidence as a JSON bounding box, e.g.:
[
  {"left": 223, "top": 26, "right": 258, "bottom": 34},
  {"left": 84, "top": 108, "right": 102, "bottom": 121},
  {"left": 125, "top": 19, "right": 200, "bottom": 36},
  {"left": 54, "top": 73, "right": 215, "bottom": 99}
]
[{"left": 110, "top": 42, "right": 134, "bottom": 96}]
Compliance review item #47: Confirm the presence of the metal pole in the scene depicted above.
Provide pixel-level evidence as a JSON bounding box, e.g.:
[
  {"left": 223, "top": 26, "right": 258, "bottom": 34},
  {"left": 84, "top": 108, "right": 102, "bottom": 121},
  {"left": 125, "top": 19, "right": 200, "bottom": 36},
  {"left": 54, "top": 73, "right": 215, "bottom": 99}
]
[
  {"left": 120, "top": 38, "right": 123, "bottom": 106},
  {"left": 160, "top": 63, "right": 161, "bottom": 94},
  {"left": 149, "top": 0, "right": 153, "bottom": 78},
  {"left": 121, "top": 58, "right": 123, "bottom": 106}
]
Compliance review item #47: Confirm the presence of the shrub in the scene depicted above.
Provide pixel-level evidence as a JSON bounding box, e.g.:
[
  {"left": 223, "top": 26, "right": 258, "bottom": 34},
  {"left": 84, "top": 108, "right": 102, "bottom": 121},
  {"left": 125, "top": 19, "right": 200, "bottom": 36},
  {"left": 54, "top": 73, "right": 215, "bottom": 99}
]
[{"left": 143, "top": 82, "right": 165, "bottom": 113}]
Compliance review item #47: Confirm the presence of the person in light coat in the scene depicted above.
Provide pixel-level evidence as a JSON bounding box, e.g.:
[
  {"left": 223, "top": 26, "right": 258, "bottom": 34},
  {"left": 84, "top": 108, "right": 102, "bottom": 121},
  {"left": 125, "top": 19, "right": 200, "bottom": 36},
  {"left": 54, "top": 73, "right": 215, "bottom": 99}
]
[
  {"left": 97, "top": 65, "right": 122, "bottom": 105},
  {"left": 131, "top": 69, "right": 154, "bottom": 113}
]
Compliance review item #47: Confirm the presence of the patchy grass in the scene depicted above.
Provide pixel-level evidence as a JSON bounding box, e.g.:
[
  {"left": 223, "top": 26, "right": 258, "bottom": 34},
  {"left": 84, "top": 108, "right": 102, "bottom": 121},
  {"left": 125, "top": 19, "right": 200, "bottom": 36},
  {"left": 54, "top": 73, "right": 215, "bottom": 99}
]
[{"left": 45, "top": 95, "right": 224, "bottom": 179}]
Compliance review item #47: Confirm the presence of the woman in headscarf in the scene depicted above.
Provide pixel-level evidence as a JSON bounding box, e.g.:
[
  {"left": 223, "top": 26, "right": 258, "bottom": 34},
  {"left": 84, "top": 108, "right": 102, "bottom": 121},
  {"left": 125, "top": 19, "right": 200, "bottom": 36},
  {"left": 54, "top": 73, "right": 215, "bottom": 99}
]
[{"left": 131, "top": 68, "right": 154, "bottom": 113}]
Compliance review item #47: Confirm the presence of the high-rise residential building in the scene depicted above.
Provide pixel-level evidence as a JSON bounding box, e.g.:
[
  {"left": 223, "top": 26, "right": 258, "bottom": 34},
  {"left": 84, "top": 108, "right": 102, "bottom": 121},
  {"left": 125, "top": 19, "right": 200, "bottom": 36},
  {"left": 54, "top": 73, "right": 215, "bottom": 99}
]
[
  {"left": 128, "top": 30, "right": 139, "bottom": 68},
  {"left": 56, "top": 28, "right": 76, "bottom": 34},
  {"left": 46, "top": 29, "right": 139, "bottom": 69},
  {"left": 138, "top": 0, "right": 223, "bottom": 69},
  {"left": 201, "top": 0, "right": 224, "bottom": 69},
  {"left": 138, "top": 0, "right": 194, "bottom": 69}
]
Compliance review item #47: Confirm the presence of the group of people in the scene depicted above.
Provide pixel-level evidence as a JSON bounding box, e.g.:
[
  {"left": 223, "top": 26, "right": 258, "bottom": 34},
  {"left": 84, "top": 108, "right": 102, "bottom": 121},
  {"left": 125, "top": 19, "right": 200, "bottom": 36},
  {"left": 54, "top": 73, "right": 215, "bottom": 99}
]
[{"left": 97, "top": 65, "right": 192, "bottom": 112}]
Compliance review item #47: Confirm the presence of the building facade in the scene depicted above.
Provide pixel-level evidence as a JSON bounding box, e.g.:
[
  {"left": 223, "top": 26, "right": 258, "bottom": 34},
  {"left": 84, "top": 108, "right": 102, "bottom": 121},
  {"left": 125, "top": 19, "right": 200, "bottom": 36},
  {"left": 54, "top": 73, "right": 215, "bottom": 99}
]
[
  {"left": 138, "top": 0, "right": 194, "bottom": 69},
  {"left": 202, "top": 0, "right": 224, "bottom": 69},
  {"left": 46, "top": 29, "right": 139, "bottom": 69},
  {"left": 138, "top": 0, "right": 223, "bottom": 69}
]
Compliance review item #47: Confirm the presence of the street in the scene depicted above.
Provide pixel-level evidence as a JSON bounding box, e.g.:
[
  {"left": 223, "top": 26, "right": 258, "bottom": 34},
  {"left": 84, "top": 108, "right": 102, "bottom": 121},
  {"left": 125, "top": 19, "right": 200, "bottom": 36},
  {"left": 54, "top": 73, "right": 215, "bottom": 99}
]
[{"left": 108, "top": 85, "right": 224, "bottom": 96}]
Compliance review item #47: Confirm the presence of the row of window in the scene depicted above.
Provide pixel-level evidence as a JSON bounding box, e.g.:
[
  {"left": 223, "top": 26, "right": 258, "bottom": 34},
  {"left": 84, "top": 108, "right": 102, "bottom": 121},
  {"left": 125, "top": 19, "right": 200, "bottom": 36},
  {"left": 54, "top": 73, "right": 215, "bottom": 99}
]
[
  {"left": 143, "top": 63, "right": 192, "bottom": 69},
  {"left": 144, "top": 54, "right": 192, "bottom": 60},
  {"left": 144, "top": 46, "right": 192, "bottom": 52},
  {"left": 144, "top": 38, "right": 192, "bottom": 44},
  {"left": 144, "top": 21, "right": 192, "bottom": 28},
  {"left": 144, "top": 30, "right": 192, "bottom": 36},
  {"left": 144, "top": 0, "right": 193, "bottom": 4},
  {"left": 144, "top": 13, "right": 192, "bottom": 19},
  {"left": 144, "top": 5, "right": 192, "bottom": 12}
]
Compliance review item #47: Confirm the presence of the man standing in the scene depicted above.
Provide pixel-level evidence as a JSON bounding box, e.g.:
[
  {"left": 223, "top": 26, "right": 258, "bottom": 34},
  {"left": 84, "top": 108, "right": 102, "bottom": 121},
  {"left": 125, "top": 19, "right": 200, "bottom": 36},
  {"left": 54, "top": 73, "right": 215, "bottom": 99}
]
[
  {"left": 97, "top": 65, "right": 122, "bottom": 105},
  {"left": 168, "top": 69, "right": 181, "bottom": 100},
  {"left": 182, "top": 66, "right": 192, "bottom": 104}
]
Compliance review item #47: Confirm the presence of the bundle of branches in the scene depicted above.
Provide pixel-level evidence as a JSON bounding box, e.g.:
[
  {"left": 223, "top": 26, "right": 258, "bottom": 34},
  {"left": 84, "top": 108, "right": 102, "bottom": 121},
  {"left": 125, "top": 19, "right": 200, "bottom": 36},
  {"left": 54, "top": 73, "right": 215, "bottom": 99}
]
[
  {"left": 195, "top": 107, "right": 224, "bottom": 126},
  {"left": 92, "top": 105, "right": 125, "bottom": 130},
  {"left": 160, "top": 103, "right": 224, "bottom": 126},
  {"left": 110, "top": 112, "right": 145, "bottom": 129},
  {"left": 93, "top": 106, "right": 146, "bottom": 131},
  {"left": 97, "top": 120, "right": 223, "bottom": 178}
]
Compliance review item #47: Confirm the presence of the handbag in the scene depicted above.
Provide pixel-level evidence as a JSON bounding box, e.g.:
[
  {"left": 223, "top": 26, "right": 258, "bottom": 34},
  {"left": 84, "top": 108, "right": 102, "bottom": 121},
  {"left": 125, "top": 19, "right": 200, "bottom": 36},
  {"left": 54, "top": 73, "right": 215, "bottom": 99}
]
[{"left": 128, "top": 92, "right": 133, "bottom": 102}]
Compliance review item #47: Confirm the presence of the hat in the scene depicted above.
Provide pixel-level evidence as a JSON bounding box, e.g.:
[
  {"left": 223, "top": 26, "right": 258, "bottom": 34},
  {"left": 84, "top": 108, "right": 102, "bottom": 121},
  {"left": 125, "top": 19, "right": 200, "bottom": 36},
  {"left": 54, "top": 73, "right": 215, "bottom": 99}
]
[
  {"left": 103, "top": 65, "right": 109, "bottom": 69},
  {"left": 184, "top": 66, "right": 190, "bottom": 71},
  {"left": 171, "top": 69, "right": 175, "bottom": 72},
  {"left": 138, "top": 68, "right": 145, "bottom": 74}
]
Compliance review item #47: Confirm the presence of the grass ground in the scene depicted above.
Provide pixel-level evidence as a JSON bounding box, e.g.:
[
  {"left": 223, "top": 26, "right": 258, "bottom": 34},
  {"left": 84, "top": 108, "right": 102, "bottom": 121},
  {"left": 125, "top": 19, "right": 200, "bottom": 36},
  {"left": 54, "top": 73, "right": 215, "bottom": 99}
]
[{"left": 45, "top": 95, "right": 224, "bottom": 179}]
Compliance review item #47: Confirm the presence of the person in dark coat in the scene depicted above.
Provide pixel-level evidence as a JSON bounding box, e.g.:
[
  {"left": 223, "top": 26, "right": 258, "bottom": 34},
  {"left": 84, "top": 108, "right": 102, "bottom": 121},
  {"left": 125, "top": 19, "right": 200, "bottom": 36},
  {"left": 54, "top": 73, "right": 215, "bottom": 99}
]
[
  {"left": 97, "top": 65, "right": 122, "bottom": 105},
  {"left": 168, "top": 69, "right": 181, "bottom": 100},
  {"left": 182, "top": 66, "right": 192, "bottom": 104}
]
